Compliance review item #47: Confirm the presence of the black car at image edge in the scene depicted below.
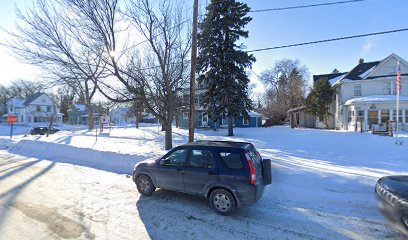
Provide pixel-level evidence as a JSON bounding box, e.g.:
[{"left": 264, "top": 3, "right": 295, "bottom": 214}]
[
  {"left": 133, "top": 141, "right": 272, "bottom": 215},
  {"left": 375, "top": 175, "right": 408, "bottom": 236}
]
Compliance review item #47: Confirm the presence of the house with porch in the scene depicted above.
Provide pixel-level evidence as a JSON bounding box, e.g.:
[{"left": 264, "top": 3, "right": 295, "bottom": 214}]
[
  {"left": 309, "top": 53, "right": 408, "bottom": 131},
  {"left": 4, "top": 92, "right": 63, "bottom": 126},
  {"left": 67, "top": 104, "right": 100, "bottom": 126},
  {"left": 177, "top": 84, "right": 263, "bottom": 129}
]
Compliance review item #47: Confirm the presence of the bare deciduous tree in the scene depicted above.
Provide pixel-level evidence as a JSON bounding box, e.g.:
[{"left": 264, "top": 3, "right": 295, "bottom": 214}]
[
  {"left": 72, "top": 0, "right": 191, "bottom": 149},
  {"left": 261, "top": 59, "right": 308, "bottom": 124},
  {"left": 6, "top": 0, "right": 106, "bottom": 130}
]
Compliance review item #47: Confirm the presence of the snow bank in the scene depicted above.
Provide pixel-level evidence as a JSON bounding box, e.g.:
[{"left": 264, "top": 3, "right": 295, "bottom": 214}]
[{"left": 1, "top": 139, "right": 143, "bottom": 174}]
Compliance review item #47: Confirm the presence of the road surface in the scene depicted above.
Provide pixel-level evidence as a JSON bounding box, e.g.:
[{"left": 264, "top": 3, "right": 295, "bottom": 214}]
[{"left": 0, "top": 150, "right": 403, "bottom": 239}]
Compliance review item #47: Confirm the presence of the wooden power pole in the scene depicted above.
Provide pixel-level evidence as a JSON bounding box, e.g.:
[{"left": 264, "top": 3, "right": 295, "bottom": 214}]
[{"left": 188, "top": 0, "right": 199, "bottom": 143}]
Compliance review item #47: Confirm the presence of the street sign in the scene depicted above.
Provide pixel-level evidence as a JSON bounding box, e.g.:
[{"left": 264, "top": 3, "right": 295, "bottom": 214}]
[
  {"left": 7, "top": 115, "right": 17, "bottom": 124},
  {"left": 6, "top": 115, "right": 17, "bottom": 139}
]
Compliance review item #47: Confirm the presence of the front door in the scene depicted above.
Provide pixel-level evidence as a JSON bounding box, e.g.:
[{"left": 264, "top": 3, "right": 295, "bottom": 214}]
[
  {"left": 368, "top": 110, "right": 378, "bottom": 125},
  {"left": 154, "top": 148, "right": 187, "bottom": 191},
  {"left": 202, "top": 113, "right": 208, "bottom": 126},
  {"left": 183, "top": 149, "right": 218, "bottom": 194}
]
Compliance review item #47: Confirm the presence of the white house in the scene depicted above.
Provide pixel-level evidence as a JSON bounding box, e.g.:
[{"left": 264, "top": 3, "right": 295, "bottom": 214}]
[
  {"left": 5, "top": 93, "right": 63, "bottom": 126},
  {"left": 314, "top": 53, "right": 408, "bottom": 131},
  {"left": 110, "top": 107, "right": 135, "bottom": 126}
]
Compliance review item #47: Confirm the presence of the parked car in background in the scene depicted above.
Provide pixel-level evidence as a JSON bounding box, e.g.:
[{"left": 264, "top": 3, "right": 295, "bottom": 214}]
[
  {"left": 375, "top": 175, "right": 408, "bottom": 236},
  {"left": 30, "top": 126, "right": 60, "bottom": 135},
  {"left": 133, "top": 141, "right": 272, "bottom": 215}
]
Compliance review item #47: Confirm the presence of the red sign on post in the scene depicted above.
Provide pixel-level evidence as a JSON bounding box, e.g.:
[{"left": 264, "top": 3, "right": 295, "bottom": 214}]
[{"left": 7, "top": 115, "right": 17, "bottom": 124}]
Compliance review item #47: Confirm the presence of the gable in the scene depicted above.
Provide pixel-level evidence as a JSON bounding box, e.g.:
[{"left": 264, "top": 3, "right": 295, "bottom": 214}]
[
  {"left": 27, "top": 93, "right": 54, "bottom": 106},
  {"left": 366, "top": 53, "right": 408, "bottom": 79}
]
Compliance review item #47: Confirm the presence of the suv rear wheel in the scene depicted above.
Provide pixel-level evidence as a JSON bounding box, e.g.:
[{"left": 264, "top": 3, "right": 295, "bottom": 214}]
[
  {"left": 136, "top": 175, "right": 156, "bottom": 196},
  {"left": 209, "top": 189, "right": 237, "bottom": 215}
]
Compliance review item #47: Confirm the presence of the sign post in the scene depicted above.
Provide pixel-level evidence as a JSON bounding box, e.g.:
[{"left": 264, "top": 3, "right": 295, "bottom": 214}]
[{"left": 7, "top": 115, "right": 17, "bottom": 139}]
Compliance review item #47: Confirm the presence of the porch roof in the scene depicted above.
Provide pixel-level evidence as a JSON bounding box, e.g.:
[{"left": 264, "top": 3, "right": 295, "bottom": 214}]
[{"left": 345, "top": 95, "right": 408, "bottom": 105}]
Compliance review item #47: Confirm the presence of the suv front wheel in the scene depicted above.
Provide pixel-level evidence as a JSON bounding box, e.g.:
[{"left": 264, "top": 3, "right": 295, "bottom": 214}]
[
  {"left": 209, "top": 189, "right": 237, "bottom": 215},
  {"left": 136, "top": 175, "right": 156, "bottom": 196}
]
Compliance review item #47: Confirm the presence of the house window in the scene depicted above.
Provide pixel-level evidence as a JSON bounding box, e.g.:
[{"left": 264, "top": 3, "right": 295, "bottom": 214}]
[
  {"left": 392, "top": 110, "right": 403, "bottom": 123},
  {"left": 47, "top": 106, "right": 51, "bottom": 112},
  {"left": 392, "top": 82, "right": 398, "bottom": 95},
  {"left": 243, "top": 118, "right": 249, "bottom": 125},
  {"left": 36, "top": 106, "right": 41, "bottom": 112},
  {"left": 182, "top": 112, "right": 189, "bottom": 119},
  {"left": 354, "top": 84, "right": 361, "bottom": 96},
  {"left": 406, "top": 110, "right": 408, "bottom": 123},
  {"left": 383, "top": 82, "right": 391, "bottom": 95},
  {"left": 356, "top": 110, "right": 364, "bottom": 123},
  {"left": 368, "top": 110, "right": 378, "bottom": 125},
  {"left": 348, "top": 110, "right": 354, "bottom": 123},
  {"left": 381, "top": 110, "right": 390, "bottom": 123},
  {"left": 9, "top": 107, "right": 13, "bottom": 112}
]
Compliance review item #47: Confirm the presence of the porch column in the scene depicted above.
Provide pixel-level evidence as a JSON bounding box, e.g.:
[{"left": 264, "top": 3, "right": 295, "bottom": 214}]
[
  {"left": 354, "top": 110, "right": 358, "bottom": 131},
  {"left": 390, "top": 109, "right": 394, "bottom": 121},
  {"left": 363, "top": 110, "right": 368, "bottom": 131}
]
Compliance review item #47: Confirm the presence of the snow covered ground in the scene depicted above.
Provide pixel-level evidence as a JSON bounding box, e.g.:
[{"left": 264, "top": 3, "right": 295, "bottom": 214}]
[{"left": 0, "top": 124, "right": 407, "bottom": 239}]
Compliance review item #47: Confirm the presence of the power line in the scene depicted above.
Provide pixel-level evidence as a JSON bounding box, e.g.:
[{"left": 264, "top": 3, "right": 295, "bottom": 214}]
[
  {"left": 131, "top": 0, "right": 366, "bottom": 47},
  {"left": 249, "top": 0, "right": 366, "bottom": 13},
  {"left": 125, "top": 27, "right": 408, "bottom": 72},
  {"left": 246, "top": 28, "right": 408, "bottom": 53}
]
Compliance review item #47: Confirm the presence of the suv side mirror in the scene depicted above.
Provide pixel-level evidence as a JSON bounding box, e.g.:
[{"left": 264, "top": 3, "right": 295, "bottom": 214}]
[{"left": 160, "top": 159, "right": 170, "bottom": 165}]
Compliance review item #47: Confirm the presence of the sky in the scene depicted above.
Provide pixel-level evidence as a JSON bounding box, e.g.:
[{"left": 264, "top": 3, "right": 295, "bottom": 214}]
[{"left": 1, "top": 0, "right": 408, "bottom": 95}]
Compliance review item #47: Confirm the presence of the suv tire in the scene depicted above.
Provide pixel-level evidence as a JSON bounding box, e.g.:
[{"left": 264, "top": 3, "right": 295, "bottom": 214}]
[
  {"left": 136, "top": 175, "right": 156, "bottom": 196},
  {"left": 209, "top": 189, "right": 237, "bottom": 215}
]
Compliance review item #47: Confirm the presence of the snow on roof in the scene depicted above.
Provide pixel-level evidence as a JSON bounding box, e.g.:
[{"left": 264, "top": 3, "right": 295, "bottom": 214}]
[
  {"left": 358, "top": 66, "right": 376, "bottom": 79},
  {"left": 74, "top": 104, "right": 86, "bottom": 111},
  {"left": 9, "top": 98, "right": 26, "bottom": 107},
  {"left": 345, "top": 95, "right": 408, "bottom": 105},
  {"left": 329, "top": 73, "right": 347, "bottom": 86},
  {"left": 248, "top": 111, "right": 263, "bottom": 117}
]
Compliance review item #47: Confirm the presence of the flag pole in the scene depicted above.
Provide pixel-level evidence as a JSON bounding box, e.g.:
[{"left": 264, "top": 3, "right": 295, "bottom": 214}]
[{"left": 395, "top": 60, "right": 401, "bottom": 144}]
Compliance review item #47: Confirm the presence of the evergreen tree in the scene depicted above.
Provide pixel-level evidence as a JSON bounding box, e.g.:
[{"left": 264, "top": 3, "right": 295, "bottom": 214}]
[
  {"left": 197, "top": 0, "right": 255, "bottom": 136},
  {"left": 305, "top": 79, "right": 334, "bottom": 129}
]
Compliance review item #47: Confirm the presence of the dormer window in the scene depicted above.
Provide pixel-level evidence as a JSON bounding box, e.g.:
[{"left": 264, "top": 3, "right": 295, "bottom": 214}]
[
  {"left": 354, "top": 84, "right": 361, "bottom": 96},
  {"left": 36, "top": 106, "right": 41, "bottom": 112}
]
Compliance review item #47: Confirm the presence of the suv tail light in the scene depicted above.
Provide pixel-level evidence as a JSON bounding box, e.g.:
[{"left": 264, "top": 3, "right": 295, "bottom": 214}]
[{"left": 245, "top": 151, "right": 256, "bottom": 185}]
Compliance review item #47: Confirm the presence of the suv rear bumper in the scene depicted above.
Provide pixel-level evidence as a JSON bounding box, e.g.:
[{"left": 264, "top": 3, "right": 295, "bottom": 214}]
[{"left": 237, "top": 182, "right": 265, "bottom": 205}]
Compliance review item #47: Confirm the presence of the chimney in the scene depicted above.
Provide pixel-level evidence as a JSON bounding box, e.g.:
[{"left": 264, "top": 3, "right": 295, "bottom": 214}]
[{"left": 359, "top": 58, "right": 364, "bottom": 64}]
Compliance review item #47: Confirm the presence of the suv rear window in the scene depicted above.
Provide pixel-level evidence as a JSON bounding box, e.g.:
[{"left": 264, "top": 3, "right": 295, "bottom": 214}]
[
  {"left": 189, "top": 150, "right": 215, "bottom": 168},
  {"left": 245, "top": 145, "right": 262, "bottom": 173},
  {"left": 220, "top": 152, "right": 243, "bottom": 169}
]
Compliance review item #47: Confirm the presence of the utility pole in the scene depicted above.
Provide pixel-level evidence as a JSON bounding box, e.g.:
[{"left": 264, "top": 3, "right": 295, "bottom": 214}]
[{"left": 188, "top": 0, "right": 199, "bottom": 143}]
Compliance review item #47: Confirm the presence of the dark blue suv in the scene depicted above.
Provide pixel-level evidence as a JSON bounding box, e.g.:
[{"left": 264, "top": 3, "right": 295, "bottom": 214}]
[{"left": 133, "top": 141, "right": 272, "bottom": 215}]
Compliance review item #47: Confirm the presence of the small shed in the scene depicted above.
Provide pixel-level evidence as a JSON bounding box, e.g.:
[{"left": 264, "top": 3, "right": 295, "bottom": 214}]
[{"left": 288, "top": 106, "right": 316, "bottom": 128}]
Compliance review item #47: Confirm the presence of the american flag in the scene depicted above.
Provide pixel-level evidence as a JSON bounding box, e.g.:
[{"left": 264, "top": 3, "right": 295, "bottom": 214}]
[{"left": 397, "top": 61, "right": 401, "bottom": 93}]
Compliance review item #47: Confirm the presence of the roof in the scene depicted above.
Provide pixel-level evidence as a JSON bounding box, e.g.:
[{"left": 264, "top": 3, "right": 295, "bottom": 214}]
[
  {"left": 343, "top": 61, "right": 380, "bottom": 81},
  {"left": 74, "top": 104, "right": 87, "bottom": 111},
  {"left": 287, "top": 106, "right": 306, "bottom": 113},
  {"left": 248, "top": 111, "right": 263, "bottom": 117},
  {"left": 313, "top": 72, "right": 348, "bottom": 82},
  {"left": 183, "top": 140, "right": 252, "bottom": 148},
  {"left": 24, "top": 92, "right": 44, "bottom": 106},
  {"left": 9, "top": 98, "right": 26, "bottom": 107},
  {"left": 345, "top": 95, "right": 408, "bottom": 105}
]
